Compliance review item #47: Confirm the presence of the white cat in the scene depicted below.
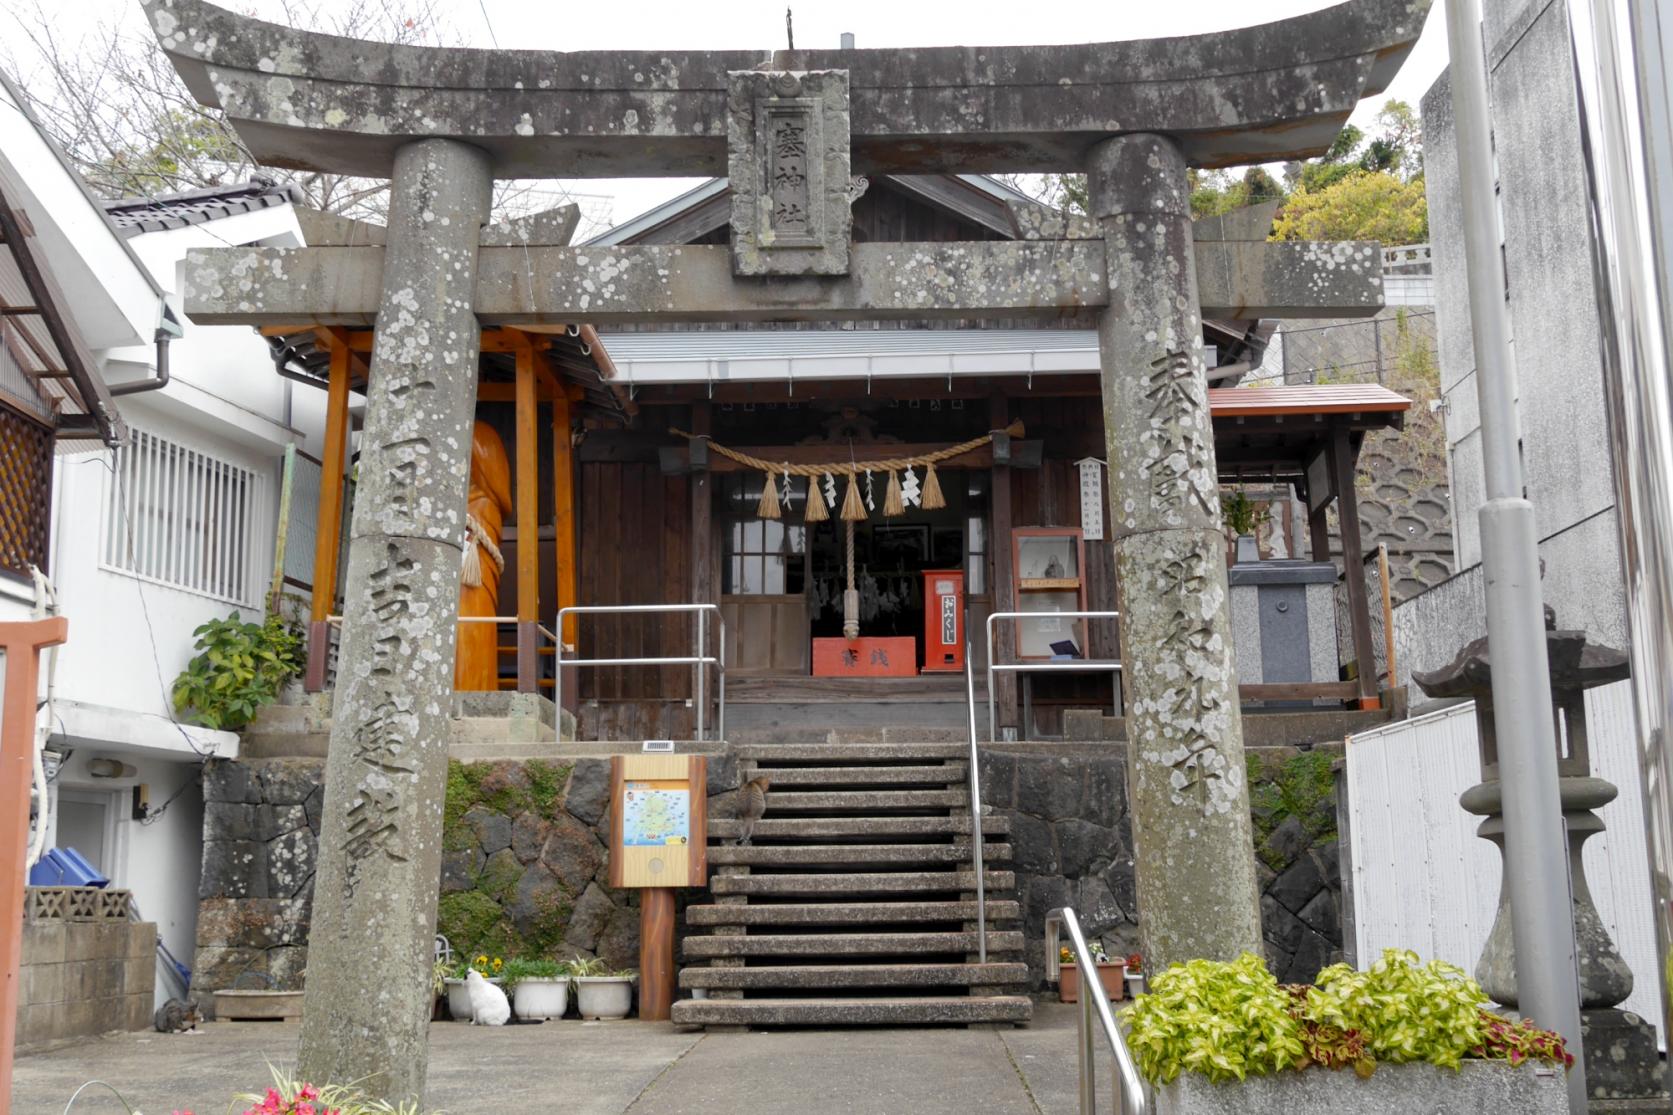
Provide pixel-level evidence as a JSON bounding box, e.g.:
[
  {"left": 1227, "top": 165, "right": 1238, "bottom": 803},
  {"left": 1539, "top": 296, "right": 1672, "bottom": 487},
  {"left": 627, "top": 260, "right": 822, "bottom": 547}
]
[{"left": 464, "top": 968, "right": 510, "bottom": 1026}]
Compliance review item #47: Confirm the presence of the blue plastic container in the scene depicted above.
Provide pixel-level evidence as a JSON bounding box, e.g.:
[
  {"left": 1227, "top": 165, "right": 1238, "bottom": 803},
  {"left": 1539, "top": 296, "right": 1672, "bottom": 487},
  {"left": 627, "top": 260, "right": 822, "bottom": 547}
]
[{"left": 28, "top": 847, "right": 109, "bottom": 888}]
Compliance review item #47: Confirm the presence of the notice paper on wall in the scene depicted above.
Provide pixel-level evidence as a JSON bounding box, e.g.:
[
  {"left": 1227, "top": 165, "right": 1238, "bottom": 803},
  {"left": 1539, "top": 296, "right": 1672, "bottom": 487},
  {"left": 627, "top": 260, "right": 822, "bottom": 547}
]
[{"left": 1078, "top": 458, "right": 1105, "bottom": 541}]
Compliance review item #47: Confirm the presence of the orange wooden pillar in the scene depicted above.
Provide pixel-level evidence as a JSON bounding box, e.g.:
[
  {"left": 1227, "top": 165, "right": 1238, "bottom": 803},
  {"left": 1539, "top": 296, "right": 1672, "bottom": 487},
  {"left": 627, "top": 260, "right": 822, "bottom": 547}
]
[
  {"left": 514, "top": 342, "right": 540, "bottom": 693},
  {"left": 552, "top": 385, "right": 578, "bottom": 649},
  {"left": 0, "top": 616, "right": 70, "bottom": 1115},
  {"left": 304, "top": 332, "right": 352, "bottom": 691}
]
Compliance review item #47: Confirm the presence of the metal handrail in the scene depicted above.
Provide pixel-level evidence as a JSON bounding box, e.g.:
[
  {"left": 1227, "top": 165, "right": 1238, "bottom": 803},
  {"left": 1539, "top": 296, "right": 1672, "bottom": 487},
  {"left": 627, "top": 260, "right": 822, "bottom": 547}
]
[
  {"left": 985, "top": 610, "right": 1122, "bottom": 741},
  {"left": 555, "top": 603, "right": 726, "bottom": 742},
  {"left": 963, "top": 642, "right": 986, "bottom": 962},
  {"left": 1044, "top": 906, "right": 1151, "bottom": 1115}
]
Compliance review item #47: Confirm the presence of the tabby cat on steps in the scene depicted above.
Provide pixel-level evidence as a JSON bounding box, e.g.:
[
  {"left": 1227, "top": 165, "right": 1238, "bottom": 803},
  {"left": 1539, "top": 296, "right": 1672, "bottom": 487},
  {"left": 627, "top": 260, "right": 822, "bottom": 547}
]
[{"left": 733, "top": 776, "right": 771, "bottom": 846}]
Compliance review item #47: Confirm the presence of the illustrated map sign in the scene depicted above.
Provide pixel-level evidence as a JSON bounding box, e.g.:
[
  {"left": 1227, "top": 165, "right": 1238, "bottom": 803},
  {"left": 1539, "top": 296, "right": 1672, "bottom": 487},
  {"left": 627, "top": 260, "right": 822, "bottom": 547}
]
[{"left": 622, "top": 780, "right": 691, "bottom": 847}]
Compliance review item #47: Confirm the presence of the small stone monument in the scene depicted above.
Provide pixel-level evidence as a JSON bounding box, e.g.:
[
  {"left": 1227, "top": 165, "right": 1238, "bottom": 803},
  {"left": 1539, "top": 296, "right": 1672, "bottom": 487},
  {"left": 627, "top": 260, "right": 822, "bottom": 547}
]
[{"left": 1414, "top": 608, "right": 1667, "bottom": 1108}]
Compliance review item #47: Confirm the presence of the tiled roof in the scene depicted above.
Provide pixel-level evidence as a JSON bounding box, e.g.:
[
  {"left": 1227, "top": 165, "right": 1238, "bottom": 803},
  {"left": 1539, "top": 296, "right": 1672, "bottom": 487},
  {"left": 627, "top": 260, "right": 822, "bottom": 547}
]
[{"left": 101, "top": 177, "right": 303, "bottom": 237}]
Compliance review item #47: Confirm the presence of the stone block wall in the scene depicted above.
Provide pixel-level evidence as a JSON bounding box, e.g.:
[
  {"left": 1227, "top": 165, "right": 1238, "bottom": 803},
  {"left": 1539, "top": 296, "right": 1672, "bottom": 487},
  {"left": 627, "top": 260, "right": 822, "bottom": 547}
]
[
  {"left": 17, "top": 895, "right": 156, "bottom": 1048},
  {"left": 193, "top": 753, "right": 744, "bottom": 1014},
  {"left": 978, "top": 743, "right": 1345, "bottom": 989}
]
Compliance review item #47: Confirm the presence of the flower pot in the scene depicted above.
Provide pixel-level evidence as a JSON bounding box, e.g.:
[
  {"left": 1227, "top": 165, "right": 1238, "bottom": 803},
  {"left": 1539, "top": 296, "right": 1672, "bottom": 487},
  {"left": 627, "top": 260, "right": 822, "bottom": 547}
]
[
  {"left": 1234, "top": 534, "right": 1259, "bottom": 563},
  {"left": 443, "top": 976, "right": 502, "bottom": 1021},
  {"left": 512, "top": 977, "right": 570, "bottom": 1020},
  {"left": 575, "top": 975, "right": 635, "bottom": 1020},
  {"left": 1058, "top": 960, "right": 1126, "bottom": 1004},
  {"left": 1154, "top": 1060, "right": 1566, "bottom": 1115}
]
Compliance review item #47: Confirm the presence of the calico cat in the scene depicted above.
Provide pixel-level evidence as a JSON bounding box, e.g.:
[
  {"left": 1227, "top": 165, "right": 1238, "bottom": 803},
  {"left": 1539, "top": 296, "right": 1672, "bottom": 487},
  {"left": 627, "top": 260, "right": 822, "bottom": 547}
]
[
  {"left": 733, "top": 775, "right": 771, "bottom": 846},
  {"left": 464, "top": 968, "right": 510, "bottom": 1025},
  {"left": 153, "top": 997, "right": 201, "bottom": 1033}
]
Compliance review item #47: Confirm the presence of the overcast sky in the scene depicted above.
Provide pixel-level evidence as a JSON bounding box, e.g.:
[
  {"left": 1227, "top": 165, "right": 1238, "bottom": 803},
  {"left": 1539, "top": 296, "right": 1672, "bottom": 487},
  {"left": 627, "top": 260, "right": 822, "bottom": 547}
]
[{"left": 6, "top": 0, "right": 1452, "bottom": 235}]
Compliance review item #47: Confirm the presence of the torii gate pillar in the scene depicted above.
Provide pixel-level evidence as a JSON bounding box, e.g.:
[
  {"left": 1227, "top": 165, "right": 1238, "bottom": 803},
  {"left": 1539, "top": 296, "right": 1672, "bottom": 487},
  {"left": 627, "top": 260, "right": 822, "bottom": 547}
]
[
  {"left": 296, "top": 137, "right": 492, "bottom": 1100},
  {"left": 1089, "top": 134, "right": 1263, "bottom": 972}
]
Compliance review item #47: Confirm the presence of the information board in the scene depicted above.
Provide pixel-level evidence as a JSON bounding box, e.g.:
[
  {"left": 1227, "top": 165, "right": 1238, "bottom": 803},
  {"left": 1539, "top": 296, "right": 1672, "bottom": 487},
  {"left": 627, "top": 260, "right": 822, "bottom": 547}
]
[
  {"left": 622, "top": 781, "right": 691, "bottom": 847},
  {"left": 607, "top": 754, "right": 707, "bottom": 888}
]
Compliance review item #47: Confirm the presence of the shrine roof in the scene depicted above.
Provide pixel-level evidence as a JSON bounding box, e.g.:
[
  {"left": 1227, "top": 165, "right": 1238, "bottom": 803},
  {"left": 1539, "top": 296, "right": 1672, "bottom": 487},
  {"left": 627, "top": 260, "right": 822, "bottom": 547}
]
[
  {"left": 101, "top": 177, "right": 303, "bottom": 238},
  {"left": 142, "top": 0, "right": 1430, "bottom": 178},
  {"left": 1207, "top": 383, "right": 1412, "bottom": 419}
]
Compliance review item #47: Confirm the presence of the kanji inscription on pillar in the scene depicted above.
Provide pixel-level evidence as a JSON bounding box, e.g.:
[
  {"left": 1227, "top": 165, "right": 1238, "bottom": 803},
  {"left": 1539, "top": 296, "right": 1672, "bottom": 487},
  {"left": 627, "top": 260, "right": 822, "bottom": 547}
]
[{"left": 728, "top": 69, "right": 852, "bottom": 276}]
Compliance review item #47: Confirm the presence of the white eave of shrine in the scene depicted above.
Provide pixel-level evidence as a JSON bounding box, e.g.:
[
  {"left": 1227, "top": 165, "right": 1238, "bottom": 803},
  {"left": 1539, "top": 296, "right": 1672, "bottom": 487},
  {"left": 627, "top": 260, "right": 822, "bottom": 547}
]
[{"left": 597, "top": 328, "right": 1106, "bottom": 386}]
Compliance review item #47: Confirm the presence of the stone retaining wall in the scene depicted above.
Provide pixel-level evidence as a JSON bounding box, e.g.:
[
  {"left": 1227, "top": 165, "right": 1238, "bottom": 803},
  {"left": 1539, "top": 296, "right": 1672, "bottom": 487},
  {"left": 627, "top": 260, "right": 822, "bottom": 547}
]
[
  {"left": 193, "top": 752, "right": 743, "bottom": 1015},
  {"left": 978, "top": 743, "right": 1344, "bottom": 989},
  {"left": 195, "top": 744, "right": 1336, "bottom": 1007}
]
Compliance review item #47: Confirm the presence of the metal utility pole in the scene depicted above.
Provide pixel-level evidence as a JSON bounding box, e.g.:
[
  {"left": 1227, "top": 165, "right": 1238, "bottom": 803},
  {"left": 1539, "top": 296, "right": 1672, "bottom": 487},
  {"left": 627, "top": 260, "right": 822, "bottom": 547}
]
[
  {"left": 1565, "top": 0, "right": 1673, "bottom": 1079},
  {"left": 1442, "top": 0, "right": 1588, "bottom": 1109}
]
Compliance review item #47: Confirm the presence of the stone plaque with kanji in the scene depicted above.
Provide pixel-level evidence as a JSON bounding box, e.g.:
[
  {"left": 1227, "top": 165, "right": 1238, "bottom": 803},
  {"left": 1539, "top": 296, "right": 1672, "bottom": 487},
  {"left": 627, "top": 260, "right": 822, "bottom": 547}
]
[{"left": 727, "top": 69, "right": 852, "bottom": 276}]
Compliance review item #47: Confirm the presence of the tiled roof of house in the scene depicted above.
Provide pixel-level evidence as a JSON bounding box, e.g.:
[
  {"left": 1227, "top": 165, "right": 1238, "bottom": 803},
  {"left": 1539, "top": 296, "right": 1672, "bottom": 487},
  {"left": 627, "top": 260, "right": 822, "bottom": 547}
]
[{"left": 101, "top": 176, "right": 303, "bottom": 237}]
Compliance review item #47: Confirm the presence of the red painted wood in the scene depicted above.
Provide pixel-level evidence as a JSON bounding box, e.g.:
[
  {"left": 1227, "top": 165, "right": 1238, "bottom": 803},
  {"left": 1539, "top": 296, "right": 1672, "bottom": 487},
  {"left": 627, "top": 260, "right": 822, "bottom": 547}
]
[{"left": 812, "top": 636, "right": 918, "bottom": 677}]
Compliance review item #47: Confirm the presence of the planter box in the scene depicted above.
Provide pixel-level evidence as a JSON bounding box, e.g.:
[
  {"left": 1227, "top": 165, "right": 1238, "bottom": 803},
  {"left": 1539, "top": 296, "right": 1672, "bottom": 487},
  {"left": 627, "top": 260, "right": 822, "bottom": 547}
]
[
  {"left": 1058, "top": 961, "right": 1126, "bottom": 1004},
  {"left": 213, "top": 990, "right": 303, "bottom": 1022},
  {"left": 575, "top": 976, "right": 635, "bottom": 1020},
  {"left": 512, "top": 978, "right": 570, "bottom": 1020},
  {"left": 1156, "top": 1060, "right": 1567, "bottom": 1115}
]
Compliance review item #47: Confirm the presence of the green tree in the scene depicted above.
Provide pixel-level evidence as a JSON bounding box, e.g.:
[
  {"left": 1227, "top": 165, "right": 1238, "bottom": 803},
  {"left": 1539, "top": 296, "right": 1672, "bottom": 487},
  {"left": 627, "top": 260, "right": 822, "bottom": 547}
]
[{"left": 1271, "top": 170, "right": 1428, "bottom": 243}]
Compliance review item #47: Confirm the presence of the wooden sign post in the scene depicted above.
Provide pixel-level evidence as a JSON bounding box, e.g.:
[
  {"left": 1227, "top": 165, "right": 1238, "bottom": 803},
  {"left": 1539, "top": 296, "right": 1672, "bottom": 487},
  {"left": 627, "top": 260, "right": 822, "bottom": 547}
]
[{"left": 607, "top": 754, "right": 707, "bottom": 1022}]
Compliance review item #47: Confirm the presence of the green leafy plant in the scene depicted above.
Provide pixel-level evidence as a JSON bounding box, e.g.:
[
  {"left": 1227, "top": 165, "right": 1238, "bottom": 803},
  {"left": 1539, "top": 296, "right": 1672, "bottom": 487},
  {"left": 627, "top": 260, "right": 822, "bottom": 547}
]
[
  {"left": 1304, "top": 950, "right": 1485, "bottom": 1068},
  {"left": 501, "top": 957, "right": 565, "bottom": 990},
  {"left": 230, "top": 1063, "right": 438, "bottom": 1114},
  {"left": 170, "top": 611, "right": 303, "bottom": 730},
  {"left": 566, "top": 957, "right": 634, "bottom": 978},
  {"left": 1122, "top": 953, "right": 1307, "bottom": 1084},
  {"left": 1221, "top": 489, "right": 1260, "bottom": 538},
  {"left": 447, "top": 954, "right": 504, "bottom": 981},
  {"left": 1123, "top": 948, "right": 1572, "bottom": 1087}
]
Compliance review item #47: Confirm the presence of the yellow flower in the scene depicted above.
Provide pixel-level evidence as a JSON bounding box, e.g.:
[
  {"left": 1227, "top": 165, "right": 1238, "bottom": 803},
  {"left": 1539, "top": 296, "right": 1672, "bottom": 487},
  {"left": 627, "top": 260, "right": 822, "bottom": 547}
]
[
  {"left": 492, "top": 958, "right": 503, "bottom": 971},
  {"left": 475, "top": 955, "right": 487, "bottom": 966}
]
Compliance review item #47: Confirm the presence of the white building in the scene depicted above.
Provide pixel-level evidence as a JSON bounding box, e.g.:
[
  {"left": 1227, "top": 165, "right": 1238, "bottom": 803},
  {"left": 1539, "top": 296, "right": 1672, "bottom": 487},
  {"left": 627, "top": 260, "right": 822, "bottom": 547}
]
[{"left": 3, "top": 71, "right": 326, "bottom": 1011}]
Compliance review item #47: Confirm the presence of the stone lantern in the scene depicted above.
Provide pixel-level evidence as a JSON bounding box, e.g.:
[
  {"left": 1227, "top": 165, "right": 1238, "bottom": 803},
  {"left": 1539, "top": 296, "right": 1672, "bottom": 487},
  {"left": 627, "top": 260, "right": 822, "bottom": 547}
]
[{"left": 1414, "top": 608, "right": 1666, "bottom": 1105}]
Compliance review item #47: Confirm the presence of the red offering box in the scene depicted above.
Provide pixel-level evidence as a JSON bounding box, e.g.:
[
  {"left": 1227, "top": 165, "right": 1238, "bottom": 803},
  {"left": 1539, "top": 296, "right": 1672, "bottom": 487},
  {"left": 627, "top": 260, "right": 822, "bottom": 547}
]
[{"left": 812, "top": 636, "right": 918, "bottom": 677}]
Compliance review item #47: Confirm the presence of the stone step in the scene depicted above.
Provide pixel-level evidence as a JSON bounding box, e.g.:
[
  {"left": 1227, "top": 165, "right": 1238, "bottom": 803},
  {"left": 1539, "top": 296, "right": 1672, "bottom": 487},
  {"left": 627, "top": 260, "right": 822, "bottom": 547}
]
[
  {"left": 763, "top": 789, "right": 967, "bottom": 811},
  {"left": 679, "top": 962, "right": 1029, "bottom": 990},
  {"left": 727, "top": 728, "right": 973, "bottom": 746},
  {"left": 683, "top": 930, "right": 1024, "bottom": 959},
  {"left": 735, "top": 742, "right": 969, "bottom": 762},
  {"left": 670, "top": 995, "right": 1033, "bottom": 1027},
  {"left": 686, "top": 900, "right": 1020, "bottom": 927},
  {"left": 707, "top": 816, "right": 1009, "bottom": 841},
  {"left": 710, "top": 871, "right": 1014, "bottom": 897},
  {"left": 708, "top": 843, "right": 1010, "bottom": 868},
  {"left": 751, "top": 764, "right": 967, "bottom": 786}
]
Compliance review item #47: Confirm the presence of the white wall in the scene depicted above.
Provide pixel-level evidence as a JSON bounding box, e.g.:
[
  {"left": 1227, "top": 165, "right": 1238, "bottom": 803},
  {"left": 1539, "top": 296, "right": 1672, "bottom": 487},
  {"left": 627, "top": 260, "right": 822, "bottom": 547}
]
[
  {"left": 50, "top": 397, "right": 279, "bottom": 719},
  {"left": 44, "top": 747, "right": 205, "bottom": 1008}
]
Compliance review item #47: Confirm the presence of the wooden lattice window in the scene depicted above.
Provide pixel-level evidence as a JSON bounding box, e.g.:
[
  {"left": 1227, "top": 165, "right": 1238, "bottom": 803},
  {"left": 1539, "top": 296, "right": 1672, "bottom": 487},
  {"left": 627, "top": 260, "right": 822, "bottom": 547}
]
[{"left": 0, "top": 403, "right": 54, "bottom": 580}]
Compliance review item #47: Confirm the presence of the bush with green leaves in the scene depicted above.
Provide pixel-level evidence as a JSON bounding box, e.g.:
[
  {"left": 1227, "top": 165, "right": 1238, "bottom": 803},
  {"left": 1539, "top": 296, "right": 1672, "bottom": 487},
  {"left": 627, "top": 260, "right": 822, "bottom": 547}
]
[
  {"left": 501, "top": 957, "right": 566, "bottom": 990},
  {"left": 170, "top": 611, "right": 303, "bottom": 730},
  {"left": 1122, "top": 948, "right": 1571, "bottom": 1085}
]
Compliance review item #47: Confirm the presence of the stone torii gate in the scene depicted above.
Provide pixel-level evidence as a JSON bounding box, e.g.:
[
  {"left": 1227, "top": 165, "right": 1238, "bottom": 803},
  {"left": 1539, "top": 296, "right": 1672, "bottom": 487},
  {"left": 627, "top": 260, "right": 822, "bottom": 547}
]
[{"left": 143, "top": 0, "right": 1426, "bottom": 1099}]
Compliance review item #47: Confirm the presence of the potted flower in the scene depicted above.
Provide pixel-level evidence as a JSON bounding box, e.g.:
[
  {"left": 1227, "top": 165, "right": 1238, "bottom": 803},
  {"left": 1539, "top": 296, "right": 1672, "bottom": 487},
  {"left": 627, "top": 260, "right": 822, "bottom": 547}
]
[
  {"left": 1124, "top": 952, "right": 1145, "bottom": 998},
  {"left": 1124, "top": 949, "right": 1571, "bottom": 1114},
  {"left": 504, "top": 957, "right": 570, "bottom": 1021},
  {"left": 569, "top": 957, "right": 636, "bottom": 1020},
  {"left": 1057, "top": 938, "right": 1126, "bottom": 1003},
  {"left": 1222, "top": 489, "right": 1261, "bottom": 564},
  {"left": 442, "top": 954, "right": 504, "bottom": 1021}
]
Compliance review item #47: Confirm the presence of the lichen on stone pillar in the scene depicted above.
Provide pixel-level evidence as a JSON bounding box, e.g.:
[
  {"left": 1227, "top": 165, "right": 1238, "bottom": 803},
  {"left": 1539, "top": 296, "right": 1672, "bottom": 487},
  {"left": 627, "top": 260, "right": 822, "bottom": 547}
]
[
  {"left": 1088, "top": 133, "right": 1262, "bottom": 973},
  {"left": 296, "top": 137, "right": 492, "bottom": 1105}
]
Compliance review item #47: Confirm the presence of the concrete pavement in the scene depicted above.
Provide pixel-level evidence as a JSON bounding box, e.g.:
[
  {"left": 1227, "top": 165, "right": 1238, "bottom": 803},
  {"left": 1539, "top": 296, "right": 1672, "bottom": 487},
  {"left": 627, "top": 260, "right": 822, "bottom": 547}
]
[{"left": 12, "top": 1004, "right": 1098, "bottom": 1114}]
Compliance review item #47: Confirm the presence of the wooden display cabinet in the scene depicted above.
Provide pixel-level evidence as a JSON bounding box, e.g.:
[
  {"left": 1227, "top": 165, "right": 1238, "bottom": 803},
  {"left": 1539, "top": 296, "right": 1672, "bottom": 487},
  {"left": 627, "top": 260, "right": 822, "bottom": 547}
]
[{"left": 1010, "top": 527, "right": 1088, "bottom": 660}]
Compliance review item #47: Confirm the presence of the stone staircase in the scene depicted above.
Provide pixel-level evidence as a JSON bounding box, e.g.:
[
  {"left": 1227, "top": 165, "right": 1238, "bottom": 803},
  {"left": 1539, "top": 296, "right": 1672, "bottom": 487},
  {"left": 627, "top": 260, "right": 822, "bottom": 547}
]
[{"left": 670, "top": 742, "right": 1032, "bottom": 1028}]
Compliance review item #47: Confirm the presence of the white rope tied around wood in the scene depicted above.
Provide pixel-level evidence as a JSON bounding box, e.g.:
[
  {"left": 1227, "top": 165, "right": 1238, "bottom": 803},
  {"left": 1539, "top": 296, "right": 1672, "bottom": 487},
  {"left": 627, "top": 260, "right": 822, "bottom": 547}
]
[{"left": 460, "top": 512, "right": 506, "bottom": 588}]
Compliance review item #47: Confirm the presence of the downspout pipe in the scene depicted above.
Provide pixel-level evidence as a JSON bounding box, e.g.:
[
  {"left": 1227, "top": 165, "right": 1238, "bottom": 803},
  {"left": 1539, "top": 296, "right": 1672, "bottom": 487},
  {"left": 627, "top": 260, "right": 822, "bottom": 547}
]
[{"left": 109, "top": 327, "right": 173, "bottom": 396}]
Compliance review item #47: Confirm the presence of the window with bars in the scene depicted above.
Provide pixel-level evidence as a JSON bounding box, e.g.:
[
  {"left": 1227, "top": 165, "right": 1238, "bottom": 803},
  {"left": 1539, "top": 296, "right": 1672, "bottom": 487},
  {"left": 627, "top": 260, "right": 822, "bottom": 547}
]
[{"left": 102, "top": 427, "right": 267, "bottom": 606}]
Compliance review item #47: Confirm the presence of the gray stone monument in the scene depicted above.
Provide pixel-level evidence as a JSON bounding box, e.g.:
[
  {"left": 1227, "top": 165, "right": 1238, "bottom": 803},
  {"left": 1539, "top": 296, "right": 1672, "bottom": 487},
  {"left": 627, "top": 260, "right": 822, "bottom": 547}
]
[{"left": 1415, "top": 610, "right": 1667, "bottom": 1108}]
